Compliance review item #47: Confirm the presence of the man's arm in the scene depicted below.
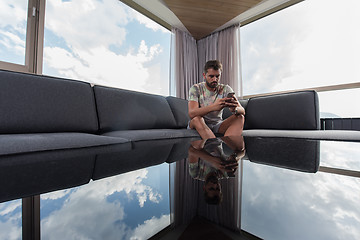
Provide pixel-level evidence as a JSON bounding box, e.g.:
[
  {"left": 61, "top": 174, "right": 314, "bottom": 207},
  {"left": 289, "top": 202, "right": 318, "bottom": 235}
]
[{"left": 188, "top": 98, "right": 228, "bottom": 119}]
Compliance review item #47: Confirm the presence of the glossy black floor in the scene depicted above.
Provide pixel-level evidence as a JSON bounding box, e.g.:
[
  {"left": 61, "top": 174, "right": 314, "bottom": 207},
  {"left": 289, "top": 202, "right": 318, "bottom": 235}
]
[{"left": 1, "top": 136, "right": 359, "bottom": 239}]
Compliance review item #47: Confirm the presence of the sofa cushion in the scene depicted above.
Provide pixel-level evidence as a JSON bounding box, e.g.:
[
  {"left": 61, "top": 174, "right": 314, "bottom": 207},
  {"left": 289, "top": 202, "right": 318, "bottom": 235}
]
[
  {"left": 166, "top": 96, "right": 190, "bottom": 128},
  {"left": 245, "top": 91, "right": 319, "bottom": 130},
  {"left": 0, "top": 133, "right": 130, "bottom": 156},
  {"left": 0, "top": 70, "right": 98, "bottom": 134},
  {"left": 102, "top": 129, "right": 199, "bottom": 141},
  {"left": 94, "top": 86, "right": 177, "bottom": 132}
]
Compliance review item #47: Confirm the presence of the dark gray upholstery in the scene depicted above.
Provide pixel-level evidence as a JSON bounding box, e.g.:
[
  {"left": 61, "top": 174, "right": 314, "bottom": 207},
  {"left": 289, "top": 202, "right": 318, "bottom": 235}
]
[
  {"left": 0, "top": 70, "right": 98, "bottom": 134},
  {"left": 94, "top": 86, "right": 177, "bottom": 132},
  {"left": 166, "top": 96, "right": 190, "bottom": 128},
  {"left": 102, "top": 129, "right": 199, "bottom": 141},
  {"left": 0, "top": 133, "right": 130, "bottom": 156},
  {"left": 245, "top": 91, "right": 320, "bottom": 130}
]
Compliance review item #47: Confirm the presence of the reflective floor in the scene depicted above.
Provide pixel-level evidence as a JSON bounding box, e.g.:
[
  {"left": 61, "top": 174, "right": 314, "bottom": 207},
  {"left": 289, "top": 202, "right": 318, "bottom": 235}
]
[{"left": 1, "top": 136, "right": 360, "bottom": 239}]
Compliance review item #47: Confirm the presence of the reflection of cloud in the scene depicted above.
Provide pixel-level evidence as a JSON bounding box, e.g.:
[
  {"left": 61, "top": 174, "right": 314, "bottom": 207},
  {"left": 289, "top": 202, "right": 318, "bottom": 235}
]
[
  {"left": 321, "top": 141, "right": 360, "bottom": 170},
  {"left": 241, "top": 161, "right": 360, "bottom": 240},
  {"left": 41, "top": 169, "right": 164, "bottom": 239},
  {"left": 0, "top": 200, "right": 22, "bottom": 240},
  {"left": 130, "top": 214, "right": 170, "bottom": 240},
  {"left": 41, "top": 189, "right": 72, "bottom": 200}
]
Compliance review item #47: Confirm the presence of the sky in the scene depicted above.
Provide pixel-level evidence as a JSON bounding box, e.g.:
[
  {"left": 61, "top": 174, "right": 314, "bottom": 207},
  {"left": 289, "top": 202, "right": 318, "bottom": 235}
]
[{"left": 240, "top": 0, "right": 360, "bottom": 117}]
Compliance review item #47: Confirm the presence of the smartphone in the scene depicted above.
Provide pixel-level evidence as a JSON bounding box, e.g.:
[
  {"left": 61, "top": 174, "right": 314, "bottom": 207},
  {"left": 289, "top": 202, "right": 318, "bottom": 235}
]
[{"left": 226, "top": 92, "right": 235, "bottom": 102}]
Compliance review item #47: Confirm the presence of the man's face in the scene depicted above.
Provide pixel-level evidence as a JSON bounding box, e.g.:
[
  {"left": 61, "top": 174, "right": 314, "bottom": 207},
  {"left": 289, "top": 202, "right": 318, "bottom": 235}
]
[{"left": 204, "top": 68, "right": 221, "bottom": 89}]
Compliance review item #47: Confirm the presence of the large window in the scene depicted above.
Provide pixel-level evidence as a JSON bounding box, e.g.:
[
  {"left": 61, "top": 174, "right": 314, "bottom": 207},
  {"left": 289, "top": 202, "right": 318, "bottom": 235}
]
[
  {"left": 42, "top": 0, "right": 171, "bottom": 96},
  {"left": 240, "top": 0, "right": 360, "bottom": 97}
]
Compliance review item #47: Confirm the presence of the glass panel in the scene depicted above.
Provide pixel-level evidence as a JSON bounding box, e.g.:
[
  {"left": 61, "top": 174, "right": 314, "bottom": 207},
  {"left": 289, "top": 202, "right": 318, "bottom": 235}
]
[
  {"left": 40, "top": 163, "right": 170, "bottom": 239},
  {"left": 0, "top": 199, "right": 22, "bottom": 240},
  {"left": 241, "top": 159, "right": 360, "bottom": 240},
  {"left": 43, "top": 0, "right": 171, "bottom": 96},
  {"left": 319, "top": 88, "right": 360, "bottom": 118},
  {"left": 241, "top": 0, "right": 360, "bottom": 96},
  {"left": 320, "top": 141, "right": 360, "bottom": 172},
  {"left": 0, "top": 0, "right": 28, "bottom": 65}
]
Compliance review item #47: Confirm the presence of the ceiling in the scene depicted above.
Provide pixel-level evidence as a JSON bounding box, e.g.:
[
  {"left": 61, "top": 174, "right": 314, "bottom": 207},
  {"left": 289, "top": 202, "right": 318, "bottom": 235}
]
[{"left": 121, "top": 0, "right": 302, "bottom": 40}]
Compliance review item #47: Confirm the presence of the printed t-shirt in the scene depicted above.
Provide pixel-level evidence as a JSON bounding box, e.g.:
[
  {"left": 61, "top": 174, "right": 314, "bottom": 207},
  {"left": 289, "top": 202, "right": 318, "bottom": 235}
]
[{"left": 188, "top": 82, "right": 234, "bottom": 126}]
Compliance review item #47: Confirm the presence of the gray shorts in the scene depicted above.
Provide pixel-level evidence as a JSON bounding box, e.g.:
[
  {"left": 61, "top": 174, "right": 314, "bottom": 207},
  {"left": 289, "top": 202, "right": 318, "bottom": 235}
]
[{"left": 187, "top": 120, "right": 223, "bottom": 134}]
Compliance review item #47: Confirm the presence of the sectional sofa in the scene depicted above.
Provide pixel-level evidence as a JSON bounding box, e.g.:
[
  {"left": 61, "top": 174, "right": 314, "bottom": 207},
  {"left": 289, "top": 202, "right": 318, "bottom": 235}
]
[{"left": 1, "top": 68, "right": 360, "bottom": 158}]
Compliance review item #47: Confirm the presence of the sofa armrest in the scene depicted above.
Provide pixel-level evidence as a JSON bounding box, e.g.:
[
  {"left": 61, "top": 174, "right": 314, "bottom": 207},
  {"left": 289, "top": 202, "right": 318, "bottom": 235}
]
[{"left": 245, "top": 90, "right": 320, "bottom": 130}]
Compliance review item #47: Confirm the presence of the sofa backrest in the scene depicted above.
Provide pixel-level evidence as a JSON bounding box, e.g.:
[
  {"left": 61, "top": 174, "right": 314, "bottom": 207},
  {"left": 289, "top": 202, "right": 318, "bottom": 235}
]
[
  {"left": 245, "top": 90, "right": 320, "bottom": 130},
  {"left": 0, "top": 70, "right": 99, "bottom": 134},
  {"left": 166, "top": 96, "right": 190, "bottom": 128},
  {"left": 94, "top": 86, "right": 177, "bottom": 132}
]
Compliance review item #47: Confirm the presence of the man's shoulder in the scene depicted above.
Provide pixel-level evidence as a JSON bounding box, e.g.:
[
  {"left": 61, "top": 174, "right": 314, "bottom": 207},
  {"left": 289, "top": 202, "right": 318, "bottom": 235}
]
[{"left": 190, "top": 82, "right": 205, "bottom": 89}]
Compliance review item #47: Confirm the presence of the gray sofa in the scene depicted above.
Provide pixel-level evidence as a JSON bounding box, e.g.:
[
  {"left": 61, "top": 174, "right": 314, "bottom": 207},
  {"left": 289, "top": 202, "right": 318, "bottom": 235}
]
[{"left": 1, "top": 69, "right": 359, "bottom": 158}]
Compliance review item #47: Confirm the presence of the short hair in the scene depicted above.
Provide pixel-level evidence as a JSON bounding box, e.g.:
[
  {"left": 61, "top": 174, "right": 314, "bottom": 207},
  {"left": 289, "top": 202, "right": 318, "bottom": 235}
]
[{"left": 204, "top": 60, "right": 222, "bottom": 73}]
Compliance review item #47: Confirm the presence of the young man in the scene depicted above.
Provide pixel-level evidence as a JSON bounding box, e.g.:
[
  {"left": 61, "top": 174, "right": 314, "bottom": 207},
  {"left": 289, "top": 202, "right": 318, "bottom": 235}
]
[{"left": 188, "top": 60, "right": 245, "bottom": 140}]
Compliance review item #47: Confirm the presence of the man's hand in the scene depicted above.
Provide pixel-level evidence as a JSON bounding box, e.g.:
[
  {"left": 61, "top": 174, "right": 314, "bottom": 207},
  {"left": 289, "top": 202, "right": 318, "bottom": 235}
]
[
  {"left": 226, "top": 95, "right": 245, "bottom": 115},
  {"left": 212, "top": 98, "right": 228, "bottom": 111}
]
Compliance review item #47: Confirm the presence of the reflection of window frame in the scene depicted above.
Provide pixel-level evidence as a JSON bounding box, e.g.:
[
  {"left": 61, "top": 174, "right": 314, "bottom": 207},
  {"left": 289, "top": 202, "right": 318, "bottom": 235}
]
[{"left": 0, "top": 0, "right": 45, "bottom": 74}]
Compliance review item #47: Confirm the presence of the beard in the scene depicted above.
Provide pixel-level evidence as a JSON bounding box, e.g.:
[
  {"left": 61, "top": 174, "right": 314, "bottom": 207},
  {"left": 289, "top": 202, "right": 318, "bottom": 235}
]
[{"left": 206, "top": 80, "right": 218, "bottom": 89}]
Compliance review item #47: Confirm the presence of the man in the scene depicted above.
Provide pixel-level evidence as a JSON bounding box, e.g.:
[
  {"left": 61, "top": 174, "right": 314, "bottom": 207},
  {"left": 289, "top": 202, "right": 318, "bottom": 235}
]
[{"left": 188, "top": 60, "right": 245, "bottom": 140}]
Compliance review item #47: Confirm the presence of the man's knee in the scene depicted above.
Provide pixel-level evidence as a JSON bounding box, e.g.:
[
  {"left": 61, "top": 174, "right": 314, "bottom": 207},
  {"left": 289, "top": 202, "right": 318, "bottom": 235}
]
[{"left": 190, "top": 116, "right": 208, "bottom": 129}]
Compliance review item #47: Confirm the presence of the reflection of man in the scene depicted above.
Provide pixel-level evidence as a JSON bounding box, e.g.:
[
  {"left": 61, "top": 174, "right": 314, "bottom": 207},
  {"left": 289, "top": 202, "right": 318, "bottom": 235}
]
[
  {"left": 188, "top": 60, "right": 245, "bottom": 140},
  {"left": 188, "top": 136, "right": 245, "bottom": 205}
]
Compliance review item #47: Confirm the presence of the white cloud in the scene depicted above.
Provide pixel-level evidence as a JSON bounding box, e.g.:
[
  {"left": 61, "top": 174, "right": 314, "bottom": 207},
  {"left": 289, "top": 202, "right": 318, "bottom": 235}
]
[
  {"left": 41, "top": 168, "right": 165, "bottom": 239},
  {"left": 44, "top": 39, "right": 162, "bottom": 92},
  {"left": 45, "top": 0, "right": 129, "bottom": 50},
  {"left": 242, "top": 158, "right": 360, "bottom": 239},
  {"left": 130, "top": 214, "right": 170, "bottom": 240},
  {"left": 0, "top": 0, "right": 27, "bottom": 32},
  {"left": 0, "top": 200, "right": 22, "bottom": 240},
  {"left": 43, "top": 0, "right": 167, "bottom": 94},
  {"left": 129, "top": 10, "right": 169, "bottom": 33},
  {"left": 242, "top": 0, "right": 360, "bottom": 97}
]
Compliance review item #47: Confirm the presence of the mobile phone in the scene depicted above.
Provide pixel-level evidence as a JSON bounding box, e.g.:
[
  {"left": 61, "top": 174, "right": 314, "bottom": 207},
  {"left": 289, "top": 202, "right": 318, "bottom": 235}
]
[{"left": 226, "top": 92, "right": 235, "bottom": 102}]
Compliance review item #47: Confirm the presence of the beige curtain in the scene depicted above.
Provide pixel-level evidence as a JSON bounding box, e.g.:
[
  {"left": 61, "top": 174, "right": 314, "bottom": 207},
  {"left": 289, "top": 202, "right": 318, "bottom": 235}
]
[
  {"left": 171, "top": 24, "right": 242, "bottom": 99},
  {"left": 171, "top": 28, "right": 198, "bottom": 99}
]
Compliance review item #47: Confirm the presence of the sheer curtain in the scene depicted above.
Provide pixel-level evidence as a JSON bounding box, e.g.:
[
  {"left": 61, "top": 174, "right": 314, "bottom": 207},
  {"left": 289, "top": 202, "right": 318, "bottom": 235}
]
[
  {"left": 171, "top": 24, "right": 242, "bottom": 99},
  {"left": 170, "top": 28, "right": 198, "bottom": 99}
]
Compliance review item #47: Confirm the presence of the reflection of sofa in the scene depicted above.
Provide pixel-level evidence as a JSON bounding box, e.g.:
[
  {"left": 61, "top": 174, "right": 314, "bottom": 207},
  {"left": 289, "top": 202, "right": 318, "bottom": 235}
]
[{"left": 243, "top": 137, "right": 320, "bottom": 173}]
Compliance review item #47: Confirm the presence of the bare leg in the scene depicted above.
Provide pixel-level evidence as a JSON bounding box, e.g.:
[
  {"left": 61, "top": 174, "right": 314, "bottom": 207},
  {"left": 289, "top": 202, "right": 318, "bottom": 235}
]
[
  {"left": 189, "top": 116, "right": 216, "bottom": 140},
  {"left": 218, "top": 114, "right": 245, "bottom": 137}
]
